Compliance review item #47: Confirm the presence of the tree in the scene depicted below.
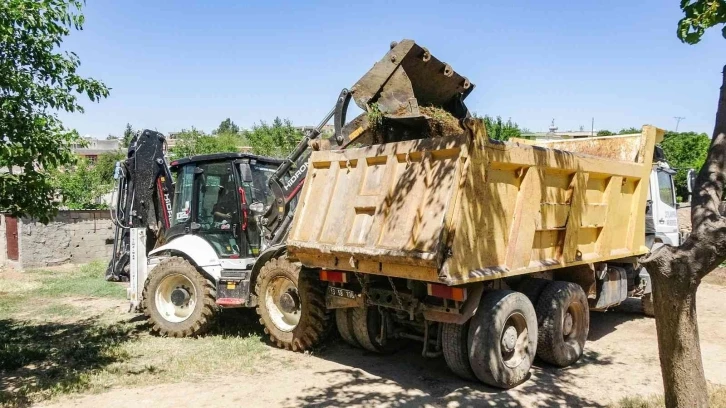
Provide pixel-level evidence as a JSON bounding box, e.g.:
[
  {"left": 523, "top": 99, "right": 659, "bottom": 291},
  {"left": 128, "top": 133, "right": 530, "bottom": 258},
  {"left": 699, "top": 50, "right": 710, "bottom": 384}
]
[
  {"left": 618, "top": 127, "right": 641, "bottom": 135},
  {"left": 122, "top": 123, "right": 134, "bottom": 147},
  {"left": 640, "top": 3, "right": 726, "bottom": 406},
  {"left": 245, "top": 117, "right": 304, "bottom": 157},
  {"left": 660, "top": 131, "right": 711, "bottom": 200},
  {"left": 168, "top": 127, "right": 246, "bottom": 158},
  {"left": 678, "top": 0, "right": 726, "bottom": 44},
  {"left": 481, "top": 115, "right": 521, "bottom": 141},
  {"left": 213, "top": 118, "right": 240, "bottom": 135},
  {"left": 53, "top": 156, "right": 107, "bottom": 209},
  {"left": 0, "top": 0, "right": 109, "bottom": 223},
  {"left": 597, "top": 130, "right": 615, "bottom": 136}
]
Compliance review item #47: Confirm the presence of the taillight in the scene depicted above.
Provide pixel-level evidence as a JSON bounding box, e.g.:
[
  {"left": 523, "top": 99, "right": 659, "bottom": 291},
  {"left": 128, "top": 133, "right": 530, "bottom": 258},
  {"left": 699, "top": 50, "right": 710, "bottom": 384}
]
[
  {"left": 319, "top": 270, "right": 348, "bottom": 283},
  {"left": 427, "top": 283, "right": 467, "bottom": 302}
]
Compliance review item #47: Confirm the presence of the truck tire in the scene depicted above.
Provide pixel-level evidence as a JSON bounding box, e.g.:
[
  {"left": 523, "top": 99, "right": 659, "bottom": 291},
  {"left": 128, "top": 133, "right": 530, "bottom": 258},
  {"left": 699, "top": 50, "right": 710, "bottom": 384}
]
[
  {"left": 351, "top": 306, "right": 405, "bottom": 353},
  {"left": 467, "top": 290, "right": 537, "bottom": 389},
  {"left": 142, "top": 257, "right": 217, "bottom": 337},
  {"left": 335, "top": 308, "right": 360, "bottom": 348},
  {"left": 641, "top": 293, "right": 655, "bottom": 317},
  {"left": 535, "top": 281, "right": 589, "bottom": 367},
  {"left": 516, "top": 278, "right": 550, "bottom": 305},
  {"left": 442, "top": 322, "right": 476, "bottom": 381},
  {"left": 256, "top": 257, "right": 331, "bottom": 351}
]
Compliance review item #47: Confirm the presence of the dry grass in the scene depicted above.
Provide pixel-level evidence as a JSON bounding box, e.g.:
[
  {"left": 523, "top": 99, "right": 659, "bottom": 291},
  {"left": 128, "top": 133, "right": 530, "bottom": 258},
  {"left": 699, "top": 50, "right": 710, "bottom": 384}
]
[
  {"left": 0, "top": 262, "right": 268, "bottom": 407},
  {"left": 614, "top": 384, "right": 726, "bottom": 408}
]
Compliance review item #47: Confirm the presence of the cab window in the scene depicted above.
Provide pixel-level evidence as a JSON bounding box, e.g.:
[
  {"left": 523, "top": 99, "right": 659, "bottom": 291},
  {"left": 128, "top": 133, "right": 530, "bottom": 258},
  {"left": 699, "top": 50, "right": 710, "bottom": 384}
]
[{"left": 657, "top": 171, "right": 675, "bottom": 207}]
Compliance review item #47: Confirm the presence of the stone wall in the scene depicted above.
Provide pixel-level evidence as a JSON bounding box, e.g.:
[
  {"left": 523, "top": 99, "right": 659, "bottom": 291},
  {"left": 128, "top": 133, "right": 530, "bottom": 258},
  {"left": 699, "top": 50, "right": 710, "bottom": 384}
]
[{"left": 10, "top": 210, "right": 114, "bottom": 269}]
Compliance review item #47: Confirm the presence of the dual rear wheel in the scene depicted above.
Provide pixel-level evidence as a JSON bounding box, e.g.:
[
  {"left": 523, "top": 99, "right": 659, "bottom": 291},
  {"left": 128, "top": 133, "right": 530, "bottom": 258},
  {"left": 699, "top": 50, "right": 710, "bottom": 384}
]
[{"left": 442, "top": 281, "right": 589, "bottom": 388}]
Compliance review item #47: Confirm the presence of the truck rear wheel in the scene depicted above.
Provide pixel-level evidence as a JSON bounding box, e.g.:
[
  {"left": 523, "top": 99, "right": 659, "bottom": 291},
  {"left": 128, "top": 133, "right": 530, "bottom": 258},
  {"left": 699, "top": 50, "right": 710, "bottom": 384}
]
[
  {"left": 143, "top": 257, "right": 217, "bottom": 337},
  {"left": 535, "top": 281, "right": 589, "bottom": 367},
  {"left": 351, "top": 306, "right": 405, "bottom": 353},
  {"left": 255, "top": 257, "right": 331, "bottom": 351},
  {"left": 468, "top": 290, "right": 537, "bottom": 389},
  {"left": 442, "top": 322, "right": 476, "bottom": 381},
  {"left": 335, "top": 308, "right": 360, "bottom": 348}
]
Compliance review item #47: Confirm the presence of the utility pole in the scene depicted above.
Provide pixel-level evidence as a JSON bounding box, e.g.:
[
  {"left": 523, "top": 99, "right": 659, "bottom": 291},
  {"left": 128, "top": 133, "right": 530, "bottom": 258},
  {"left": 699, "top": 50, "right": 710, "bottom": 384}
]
[
  {"left": 674, "top": 116, "right": 685, "bottom": 132},
  {"left": 591, "top": 117, "right": 594, "bottom": 136}
]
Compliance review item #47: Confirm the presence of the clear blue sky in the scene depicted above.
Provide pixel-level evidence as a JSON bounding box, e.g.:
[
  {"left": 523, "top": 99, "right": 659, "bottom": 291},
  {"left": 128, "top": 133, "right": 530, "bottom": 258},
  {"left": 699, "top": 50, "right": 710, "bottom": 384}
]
[{"left": 58, "top": 0, "right": 724, "bottom": 138}]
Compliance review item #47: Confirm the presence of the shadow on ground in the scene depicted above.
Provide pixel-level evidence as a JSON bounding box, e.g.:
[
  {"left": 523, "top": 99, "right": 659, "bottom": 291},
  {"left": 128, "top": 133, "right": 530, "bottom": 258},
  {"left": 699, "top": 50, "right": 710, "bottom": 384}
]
[
  {"left": 276, "top": 301, "right": 654, "bottom": 408},
  {"left": 281, "top": 341, "right": 614, "bottom": 407},
  {"left": 588, "top": 298, "right": 648, "bottom": 341},
  {"left": 0, "top": 318, "right": 138, "bottom": 407}
]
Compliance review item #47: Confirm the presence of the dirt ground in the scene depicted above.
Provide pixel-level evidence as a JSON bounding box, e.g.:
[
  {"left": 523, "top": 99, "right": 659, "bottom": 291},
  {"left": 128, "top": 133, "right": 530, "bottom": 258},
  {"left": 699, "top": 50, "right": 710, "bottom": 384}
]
[{"left": 36, "top": 283, "right": 726, "bottom": 408}]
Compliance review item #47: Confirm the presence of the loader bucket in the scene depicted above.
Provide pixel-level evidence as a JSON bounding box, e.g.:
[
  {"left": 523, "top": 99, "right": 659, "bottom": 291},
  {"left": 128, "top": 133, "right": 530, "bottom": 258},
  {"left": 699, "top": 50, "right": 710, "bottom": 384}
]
[{"left": 350, "top": 39, "right": 474, "bottom": 121}]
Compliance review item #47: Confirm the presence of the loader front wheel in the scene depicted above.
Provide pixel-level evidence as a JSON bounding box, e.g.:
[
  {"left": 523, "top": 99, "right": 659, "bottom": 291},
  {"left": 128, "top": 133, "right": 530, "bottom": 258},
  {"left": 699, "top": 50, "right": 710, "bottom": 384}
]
[
  {"left": 256, "top": 257, "right": 331, "bottom": 351},
  {"left": 143, "top": 257, "right": 217, "bottom": 337}
]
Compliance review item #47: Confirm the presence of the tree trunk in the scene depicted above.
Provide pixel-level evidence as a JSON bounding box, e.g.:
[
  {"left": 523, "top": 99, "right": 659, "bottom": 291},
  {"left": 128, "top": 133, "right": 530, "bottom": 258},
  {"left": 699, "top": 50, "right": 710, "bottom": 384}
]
[
  {"left": 641, "top": 64, "right": 726, "bottom": 408},
  {"left": 647, "top": 265, "right": 707, "bottom": 407}
]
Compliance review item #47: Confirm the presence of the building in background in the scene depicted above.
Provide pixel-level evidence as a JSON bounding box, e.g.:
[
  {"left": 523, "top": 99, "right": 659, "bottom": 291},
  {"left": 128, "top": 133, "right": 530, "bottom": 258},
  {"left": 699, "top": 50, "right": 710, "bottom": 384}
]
[{"left": 71, "top": 137, "right": 121, "bottom": 162}]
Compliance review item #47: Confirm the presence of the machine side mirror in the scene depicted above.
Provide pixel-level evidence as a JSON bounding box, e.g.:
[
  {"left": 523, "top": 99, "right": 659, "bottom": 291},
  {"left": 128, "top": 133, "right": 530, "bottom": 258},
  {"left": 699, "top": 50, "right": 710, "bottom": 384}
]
[
  {"left": 249, "top": 202, "right": 265, "bottom": 214},
  {"left": 240, "top": 163, "right": 253, "bottom": 183}
]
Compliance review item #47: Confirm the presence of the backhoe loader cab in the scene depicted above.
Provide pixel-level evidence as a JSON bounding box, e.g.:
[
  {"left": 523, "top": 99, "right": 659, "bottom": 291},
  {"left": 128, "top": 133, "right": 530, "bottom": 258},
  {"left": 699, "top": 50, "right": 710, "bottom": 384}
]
[{"left": 166, "top": 153, "right": 282, "bottom": 259}]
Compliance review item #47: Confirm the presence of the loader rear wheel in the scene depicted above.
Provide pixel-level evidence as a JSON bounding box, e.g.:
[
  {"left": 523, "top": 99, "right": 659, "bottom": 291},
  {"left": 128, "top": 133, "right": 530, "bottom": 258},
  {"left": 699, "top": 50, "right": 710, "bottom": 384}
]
[
  {"left": 351, "top": 306, "right": 406, "bottom": 354},
  {"left": 468, "top": 290, "right": 537, "bottom": 389},
  {"left": 336, "top": 308, "right": 360, "bottom": 348},
  {"left": 255, "top": 257, "right": 331, "bottom": 351},
  {"left": 535, "top": 281, "right": 589, "bottom": 367},
  {"left": 442, "top": 322, "right": 476, "bottom": 381},
  {"left": 143, "top": 257, "right": 217, "bottom": 337}
]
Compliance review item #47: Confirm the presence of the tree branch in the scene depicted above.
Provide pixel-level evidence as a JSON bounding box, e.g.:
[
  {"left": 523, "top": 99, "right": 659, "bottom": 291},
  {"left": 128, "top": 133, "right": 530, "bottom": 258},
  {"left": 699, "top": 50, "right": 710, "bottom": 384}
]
[{"left": 692, "top": 65, "right": 726, "bottom": 233}]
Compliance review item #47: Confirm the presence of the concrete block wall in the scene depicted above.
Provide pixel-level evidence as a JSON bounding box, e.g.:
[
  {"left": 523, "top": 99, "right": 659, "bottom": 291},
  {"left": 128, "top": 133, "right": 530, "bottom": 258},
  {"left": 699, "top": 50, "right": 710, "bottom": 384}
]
[{"left": 11, "top": 210, "right": 114, "bottom": 269}]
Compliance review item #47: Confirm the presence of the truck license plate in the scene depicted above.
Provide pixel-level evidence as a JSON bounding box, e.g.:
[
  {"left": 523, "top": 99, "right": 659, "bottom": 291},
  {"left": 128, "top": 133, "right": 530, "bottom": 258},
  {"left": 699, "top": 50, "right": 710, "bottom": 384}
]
[{"left": 328, "top": 286, "right": 356, "bottom": 299}]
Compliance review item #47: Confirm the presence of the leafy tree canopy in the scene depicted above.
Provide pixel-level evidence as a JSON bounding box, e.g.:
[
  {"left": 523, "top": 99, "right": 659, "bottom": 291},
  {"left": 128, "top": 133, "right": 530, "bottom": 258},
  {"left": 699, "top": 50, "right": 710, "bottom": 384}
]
[
  {"left": 169, "top": 128, "right": 246, "bottom": 158},
  {"left": 480, "top": 115, "right": 521, "bottom": 141},
  {"left": 214, "top": 118, "right": 240, "bottom": 135},
  {"left": 678, "top": 0, "right": 726, "bottom": 44},
  {"left": 53, "top": 151, "right": 123, "bottom": 209},
  {"left": 0, "top": 0, "right": 109, "bottom": 222},
  {"left": 245, "top": 117, "right": 304, "bottom": 157},
  {"left": 618, "top": 127, "right": 641, "bottom": 134},
  {"left": 660, "top": 131, "right": 711, "bottom": 200},
  {"left": 122, "top": 123, "right": 134, "bottom": 147},
  {"left": 597, "top": 130, "right": 615, "bottom": 136}
]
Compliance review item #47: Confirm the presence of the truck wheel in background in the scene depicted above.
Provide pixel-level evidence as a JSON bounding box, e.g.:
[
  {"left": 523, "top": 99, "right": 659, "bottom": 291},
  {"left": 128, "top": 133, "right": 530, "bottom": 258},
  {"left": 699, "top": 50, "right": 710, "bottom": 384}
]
[
  {"left": 468, "top": 290, "right": 537, "bottom": 388},
  {"left": 256, "top": 257, "right": 331, "bottom": 351},
  {"left": 351, "top": 306, "right": 406, "bottom": 353},
  {"left": 442, "top": 322, "right": 476, "bottom": 381},
  {"left": 535, "top": 281, "right": 589, "bottom": 367},
  {"left": 335, "top": 308, "right": 360, "bottom": 348},
  {"left": 516, "top": 278, "right": 550, "bottom": 306},
  {"left": 641, "top": 293, "right": 655, "bottom": 317},
  {"left": 143, "top": 257, "right": 217, "bottom": 337}
]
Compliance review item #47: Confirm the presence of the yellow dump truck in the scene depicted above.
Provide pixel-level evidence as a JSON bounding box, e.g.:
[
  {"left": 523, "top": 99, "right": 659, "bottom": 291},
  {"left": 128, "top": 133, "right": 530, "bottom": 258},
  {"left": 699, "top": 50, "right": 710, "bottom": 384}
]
[{"left": 287, "top": 119, "right": 664, "bottom": 388}]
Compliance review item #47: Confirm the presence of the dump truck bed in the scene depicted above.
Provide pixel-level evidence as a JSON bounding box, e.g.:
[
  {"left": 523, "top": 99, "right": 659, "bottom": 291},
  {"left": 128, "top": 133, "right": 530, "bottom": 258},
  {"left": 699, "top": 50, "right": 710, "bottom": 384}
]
[{"left": 287, "top": 122, "right": 663, "bottom": 286}]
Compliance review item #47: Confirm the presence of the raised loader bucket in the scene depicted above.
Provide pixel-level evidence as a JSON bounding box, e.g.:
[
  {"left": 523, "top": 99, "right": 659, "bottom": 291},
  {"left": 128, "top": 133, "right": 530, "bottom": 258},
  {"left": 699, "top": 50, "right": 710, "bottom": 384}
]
[
  {"left": 338, "top": 40, "right": 475, "bottom": 146},
  {"left": 351, "top": 39, "right": 474, "bottom": 120}
]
